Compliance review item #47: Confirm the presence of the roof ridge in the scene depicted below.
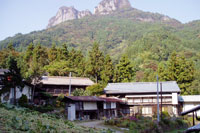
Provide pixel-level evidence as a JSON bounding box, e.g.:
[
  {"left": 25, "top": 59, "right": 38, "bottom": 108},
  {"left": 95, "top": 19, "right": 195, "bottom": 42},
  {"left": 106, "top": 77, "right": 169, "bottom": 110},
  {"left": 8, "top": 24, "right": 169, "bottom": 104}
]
[{"left": 108, "top": 81, "right": 177, "bottom": 85}]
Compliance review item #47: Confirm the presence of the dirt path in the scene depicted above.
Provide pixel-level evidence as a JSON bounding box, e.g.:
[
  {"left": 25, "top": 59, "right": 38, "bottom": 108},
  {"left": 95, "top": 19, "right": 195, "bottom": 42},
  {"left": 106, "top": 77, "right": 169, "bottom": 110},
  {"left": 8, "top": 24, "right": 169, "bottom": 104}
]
[{"left": 76, "top": 120, "right": 125, "bottom": 133}]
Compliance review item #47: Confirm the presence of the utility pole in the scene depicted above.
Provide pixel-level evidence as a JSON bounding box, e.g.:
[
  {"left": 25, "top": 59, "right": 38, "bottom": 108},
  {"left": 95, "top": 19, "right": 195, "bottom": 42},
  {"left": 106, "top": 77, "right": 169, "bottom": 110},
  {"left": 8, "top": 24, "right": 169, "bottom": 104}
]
[
  {"left": 160, "top": 82, "right": 163, "bottom": 119},
  {"left": 157, "top": 75, "right": 160, "bottom": 123},
  {"left": 69, "top": 72, "right": 72, "bottom": 96}
]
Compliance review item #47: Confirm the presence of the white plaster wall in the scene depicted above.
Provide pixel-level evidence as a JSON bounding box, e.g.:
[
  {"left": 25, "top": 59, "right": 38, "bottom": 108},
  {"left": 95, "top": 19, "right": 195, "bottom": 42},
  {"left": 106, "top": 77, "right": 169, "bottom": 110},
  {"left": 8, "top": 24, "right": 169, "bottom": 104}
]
[
  {"left": 1, "top": 85, "right": 32, "bottom": 103},
  {"left": 172, "top": 93, "right": 178, "bottom": 105},
  {"left": 83, "top": 102, "right": 97, "bottom": 110},
  {"left": 183, "top": 103, "right": 200, "bottom": 115},
  {"left": 111, "top": 102, "right": 116, "bottom": 109},
  {"left": 104, "top": 103, "right": 106, "bottom": 109}
]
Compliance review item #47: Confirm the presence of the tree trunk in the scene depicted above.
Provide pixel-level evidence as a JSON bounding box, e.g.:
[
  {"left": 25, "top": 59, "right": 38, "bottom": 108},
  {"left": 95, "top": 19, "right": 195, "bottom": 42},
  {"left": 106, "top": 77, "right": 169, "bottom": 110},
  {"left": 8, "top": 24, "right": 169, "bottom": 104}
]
[{"left": 95, "top": 75, "right": 98, "bottom": 83}]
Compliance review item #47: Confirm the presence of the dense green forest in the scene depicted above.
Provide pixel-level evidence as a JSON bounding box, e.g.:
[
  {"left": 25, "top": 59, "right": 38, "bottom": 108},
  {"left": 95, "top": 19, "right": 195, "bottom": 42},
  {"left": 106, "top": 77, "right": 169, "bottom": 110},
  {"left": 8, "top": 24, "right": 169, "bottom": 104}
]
[{"left": 0, "top": 8, "right": 200, "bottom": 95}]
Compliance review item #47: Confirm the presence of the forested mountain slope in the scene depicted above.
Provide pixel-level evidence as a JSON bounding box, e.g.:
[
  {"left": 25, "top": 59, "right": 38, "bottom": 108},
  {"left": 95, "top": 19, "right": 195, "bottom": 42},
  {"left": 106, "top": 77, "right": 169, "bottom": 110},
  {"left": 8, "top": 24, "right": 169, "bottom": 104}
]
[{"left": 0, "top": 6, "right": 200, "bottom": 95}]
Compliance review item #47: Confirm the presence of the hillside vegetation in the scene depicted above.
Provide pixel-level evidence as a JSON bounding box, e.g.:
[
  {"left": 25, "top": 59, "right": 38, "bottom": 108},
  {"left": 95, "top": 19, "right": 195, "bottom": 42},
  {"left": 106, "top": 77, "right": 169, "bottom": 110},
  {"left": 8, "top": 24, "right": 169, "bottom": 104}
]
[
  {"left": 0, "top": 8, "right": 200, "bottom": 95},
  {"left": 0, "top": 104, "right": 105, "bottom": 133}
]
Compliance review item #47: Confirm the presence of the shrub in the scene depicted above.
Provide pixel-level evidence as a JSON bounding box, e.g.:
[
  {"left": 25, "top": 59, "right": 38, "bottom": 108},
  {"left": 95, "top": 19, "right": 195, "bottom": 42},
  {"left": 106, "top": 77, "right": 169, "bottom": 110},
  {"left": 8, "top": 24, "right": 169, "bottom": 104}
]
[
  {"left": 18, "top": 94, "right": 28, "bottom": 107},
  {"left": 86, "top": 84, "right": 104, "bottom": 96},
  {"left": 35, "top": 105, "right": 54, "bottom": 113},
  {"left": 161, "top": 111, "right": 170, "bottom": 119}
]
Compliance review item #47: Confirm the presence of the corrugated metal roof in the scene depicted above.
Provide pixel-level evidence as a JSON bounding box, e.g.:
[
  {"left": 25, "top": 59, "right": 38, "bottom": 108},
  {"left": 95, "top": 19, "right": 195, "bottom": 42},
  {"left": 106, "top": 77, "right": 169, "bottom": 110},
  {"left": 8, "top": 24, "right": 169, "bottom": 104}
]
[
  {"left": 179, "top": 95, "right": 200, "bottom": 102},
  {"left": 41, "top": 76, "right": 94, "bottom": 86},
  {"left": 65, "top": 96, "right": 122, "bottom": 102},
  {"left": 104, "top": 81, "right": 180, "bottom": 94}
]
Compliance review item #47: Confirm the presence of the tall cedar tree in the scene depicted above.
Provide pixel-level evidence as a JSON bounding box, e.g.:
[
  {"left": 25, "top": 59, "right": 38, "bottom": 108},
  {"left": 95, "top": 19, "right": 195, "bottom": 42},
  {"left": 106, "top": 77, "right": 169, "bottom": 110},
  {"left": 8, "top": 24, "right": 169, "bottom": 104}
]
[
  {"left": 57, "top": 43, "right": 69, "bottom": 60},
  {"left": 87, "top": 42, "right": 104, "bottom": 83},
  {"left": 1, "top": 55, "right": 24, "bottom": 105},
  {"left": 48, "top": 44, "right": 58, "bottom": 62},
  {"left": 158, "top": 52, "right": 195, "bottom": 95},
  {"left": 114, "top": 55, "right": 134, "bottom": 82},
  {"left": 19, "top": 43, "right": 34, "bottom": 79},
  {"left": 29, "top": 44, "right": 48, "bottom": 101},
  {"left": 68, "top": 49, "right": 85, "bottom": 77},
  {"left": 101, "top": 55, "right": 114, "bottom": 84}
]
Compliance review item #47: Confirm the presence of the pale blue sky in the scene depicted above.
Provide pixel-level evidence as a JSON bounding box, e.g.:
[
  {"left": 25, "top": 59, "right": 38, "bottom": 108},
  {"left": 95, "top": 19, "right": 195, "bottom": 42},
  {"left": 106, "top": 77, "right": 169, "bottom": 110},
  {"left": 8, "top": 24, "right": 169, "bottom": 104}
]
[{"left": 0, "top": 0, "right": 200, "bottom": 41}]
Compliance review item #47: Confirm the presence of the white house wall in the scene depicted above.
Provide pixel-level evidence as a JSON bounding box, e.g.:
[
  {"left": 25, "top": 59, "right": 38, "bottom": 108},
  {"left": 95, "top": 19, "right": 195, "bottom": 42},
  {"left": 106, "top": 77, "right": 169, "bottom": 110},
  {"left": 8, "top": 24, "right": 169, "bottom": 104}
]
[
  {"left": 111, "top": 102, "right": 116, "bottom": 109},
  {"left": 182, "top": 103, "right": 200, "bottom": 115},
  {"left": 1, "top": 85, "right": 32, "bottom": 103},
  {"left": 172, "top": 93, "right": 178, "bottom": 105}
]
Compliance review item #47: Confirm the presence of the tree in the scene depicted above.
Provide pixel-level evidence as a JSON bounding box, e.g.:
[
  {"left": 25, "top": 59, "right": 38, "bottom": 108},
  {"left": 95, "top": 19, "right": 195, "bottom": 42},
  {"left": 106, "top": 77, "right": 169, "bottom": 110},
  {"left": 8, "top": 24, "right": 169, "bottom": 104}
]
[
  {"left": 114, "top": 55, "right": 135, "bottom": 82},
  {"left": 86, "top": 42, "right": 104, "bottom": 83},
  {"left": 85, "top": 84, "right": 104, "bottom": 96},
  {"left": 29, "top": 44, "right": 48, "bottom": 101},
  {"left": 158, "top": 52, "right": 195, "bottom": 95},
  {"left": 44, "top": 60, "right": 71, "bottom": 76},
  {"left": 68, "top": 49, "right": 86, "bottom": 77},
  {"left": 0, "top": 43, "right": 19, "bottom": 68},
  {"left": 48, "top": 44, "right": 58, "bottom": 62},
  {"left": 57, "top": 43, "right": 69, "bottom": 61},
  {"left": 72, "top": 88, "right": 91, "bottom": 96},
  {"left": 1, "top": 55, "right": 24, "bottom": 105},
  {"left": 101, "top": 55, "right": 114, "bottom": 84}
]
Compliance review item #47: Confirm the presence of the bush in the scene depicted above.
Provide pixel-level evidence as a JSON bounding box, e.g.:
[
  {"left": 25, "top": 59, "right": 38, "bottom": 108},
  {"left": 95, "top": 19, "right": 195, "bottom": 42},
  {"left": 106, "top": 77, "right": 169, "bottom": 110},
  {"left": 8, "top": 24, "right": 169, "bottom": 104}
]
[
  {"left": 18, "top": 94, "right": 28, "bottom": 107},
  {"left": 161, "top": 111, "right": 170, "bottom": 120},
  {"left": 86, "top": 84, "right": 104, "bottom": 96},
  {"left": 35, "top": 105, "right": 54, "bottom": 113}
]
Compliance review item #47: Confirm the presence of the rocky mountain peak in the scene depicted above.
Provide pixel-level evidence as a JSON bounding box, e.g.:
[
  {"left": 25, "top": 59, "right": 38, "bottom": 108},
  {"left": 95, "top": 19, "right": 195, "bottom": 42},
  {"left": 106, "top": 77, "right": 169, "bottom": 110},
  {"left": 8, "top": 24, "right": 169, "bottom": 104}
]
[
  {"left": 94, "top": 0, "right": 132, "bottom": 15},
  {"left": 47, "top": 6, "right": 92, "bottom": 28}
]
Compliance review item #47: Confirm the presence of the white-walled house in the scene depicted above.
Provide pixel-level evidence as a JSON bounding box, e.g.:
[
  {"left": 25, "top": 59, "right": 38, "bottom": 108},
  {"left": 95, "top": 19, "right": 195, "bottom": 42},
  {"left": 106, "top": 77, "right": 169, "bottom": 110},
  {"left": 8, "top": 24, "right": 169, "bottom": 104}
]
[
  {"left": 104, "top": 81, "right": 180, "bottom": 116},
  {"left": 0, "top": 69, "right": 32, "bottom": 103},
  {"left": 179, "top": 95, "right": 200, "bottom": 116}
]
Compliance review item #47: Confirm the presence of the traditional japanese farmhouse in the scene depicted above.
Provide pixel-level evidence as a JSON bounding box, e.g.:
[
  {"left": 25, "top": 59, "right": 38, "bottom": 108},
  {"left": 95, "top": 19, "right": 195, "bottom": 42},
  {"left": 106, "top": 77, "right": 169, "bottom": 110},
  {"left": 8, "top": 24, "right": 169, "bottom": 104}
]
[
  {"left": 104, "top": 81, "right": 181, "bottom": 116},
  {"left": 179, "top": 95, "right": 200, "bottom": 115},
  {"left": 0, "top": 69, "right": 32, "bottom": 103},
  {"left": 63, "top": 96, "right": 122, "bottom": 121},
  {"left": 37, "top": 76, "right": 94, "bottom": 96}
]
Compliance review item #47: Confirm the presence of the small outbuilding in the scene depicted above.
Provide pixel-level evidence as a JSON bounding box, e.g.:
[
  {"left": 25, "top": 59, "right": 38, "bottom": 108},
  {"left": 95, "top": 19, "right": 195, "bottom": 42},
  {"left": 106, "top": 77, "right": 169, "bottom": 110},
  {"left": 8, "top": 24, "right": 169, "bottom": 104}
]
[{"left": 62, "top": 96, "right": 121, "bottom": 121}]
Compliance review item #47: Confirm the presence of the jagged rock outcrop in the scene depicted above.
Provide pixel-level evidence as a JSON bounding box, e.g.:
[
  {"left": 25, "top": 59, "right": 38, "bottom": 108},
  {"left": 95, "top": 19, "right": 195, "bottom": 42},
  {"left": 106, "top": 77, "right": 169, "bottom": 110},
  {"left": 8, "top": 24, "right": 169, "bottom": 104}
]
[
  {"left": 47, "top": 6, "right": 92, "bottom": 28},
  {"left": 78, "top": 10, "right": 92, "bottom": 19},
  {"left": 94, "top": 0, "right": 132, "bottom": 15}
]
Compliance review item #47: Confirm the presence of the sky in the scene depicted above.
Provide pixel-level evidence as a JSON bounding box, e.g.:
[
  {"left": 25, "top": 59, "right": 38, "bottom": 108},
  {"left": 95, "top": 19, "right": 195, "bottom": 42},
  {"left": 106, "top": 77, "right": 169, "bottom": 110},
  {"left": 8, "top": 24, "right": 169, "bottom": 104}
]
[{"left": 0, "top": 0, "right": 200, "bottom": 41}]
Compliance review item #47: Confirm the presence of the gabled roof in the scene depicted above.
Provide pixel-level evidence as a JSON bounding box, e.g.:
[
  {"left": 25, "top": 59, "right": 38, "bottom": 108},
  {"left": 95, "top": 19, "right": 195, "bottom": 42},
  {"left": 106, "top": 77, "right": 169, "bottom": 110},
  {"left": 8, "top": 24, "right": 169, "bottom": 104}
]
[
  {"left": 41, "top": 76, "right": 94, "bottom": 86},
  {"left": 0, "top": 69, "right": 9, "bottom": 75},
  {"left": 179, "top": 95, "right": 200, "bottom": 102},
  {"left": 104, "top": 81, "right": 180, "bottom": 94}
]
